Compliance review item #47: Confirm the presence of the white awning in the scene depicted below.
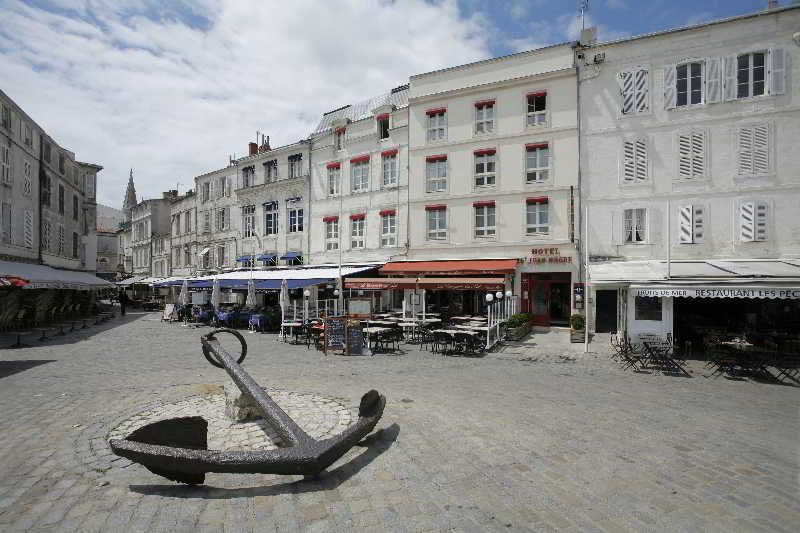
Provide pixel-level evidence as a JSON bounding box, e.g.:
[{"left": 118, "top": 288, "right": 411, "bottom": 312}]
[
  {"left": 194, "top": 264, "right": 380, "bottom": 282},
  {"left": 199, "top": 247, "right": 210, "bottom": 256},
  {"left": 138, "top": 276, "right": 165, "bottom": 285},
  {"left": 0, "top": 259, "right": 114, "bottom": 290},
  {"left": 590, "top": 259, "right": 800, "bottom": 284},
  {"left": 117, "top": 275, "right": 147, "bottom": 286}
]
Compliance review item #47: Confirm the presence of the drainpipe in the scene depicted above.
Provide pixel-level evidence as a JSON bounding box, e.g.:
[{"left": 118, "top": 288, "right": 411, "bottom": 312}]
[
  {"left": 573, "top": 41, "right": 590, "bottom": 352},
  {"left": 37, "top": 135, "right": 44, "bottom": 264},
  {"left": 306, "top": 140, "right": 312, "bottom": 264}
]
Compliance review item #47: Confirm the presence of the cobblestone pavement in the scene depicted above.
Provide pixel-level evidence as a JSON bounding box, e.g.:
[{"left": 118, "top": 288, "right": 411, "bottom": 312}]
[{"left": 0, "top": 311, "right": 797, "bottom": 532}]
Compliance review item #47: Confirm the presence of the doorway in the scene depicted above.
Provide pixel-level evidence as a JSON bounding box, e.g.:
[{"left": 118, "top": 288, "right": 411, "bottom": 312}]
[
  {"left": 522, "top": 272, "right": 572, "bottom": 326},
  {"left": 595, "top": 290, "right": 618, "bottom": 333}
]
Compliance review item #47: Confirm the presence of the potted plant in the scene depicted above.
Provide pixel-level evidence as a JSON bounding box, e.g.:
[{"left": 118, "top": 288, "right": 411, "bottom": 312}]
[
  {"left": 505, "top": 313, "right": 532, "bottom": 341},
  {"left": 570, "top": 313, "right": 586, "bottom": 343}
]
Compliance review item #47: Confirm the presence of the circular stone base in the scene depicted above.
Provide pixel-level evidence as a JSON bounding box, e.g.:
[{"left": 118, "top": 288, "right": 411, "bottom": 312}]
[{"left": 108, "top": 388, "right": 354, "bottom": 451}]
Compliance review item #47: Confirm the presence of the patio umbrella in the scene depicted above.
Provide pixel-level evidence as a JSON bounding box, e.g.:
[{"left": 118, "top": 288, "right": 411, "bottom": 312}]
[
  {"left": 211, "top": 276, "right": 222, "bottom": 310},
  {"left": 179, "top": 279, "right": 189, "bottom": 306},
  {"left": 246, "top": 278, "right": 257, "bottom": 307},
  {"left": 279, "top": 278, "right": 289, "bottom": 323}
]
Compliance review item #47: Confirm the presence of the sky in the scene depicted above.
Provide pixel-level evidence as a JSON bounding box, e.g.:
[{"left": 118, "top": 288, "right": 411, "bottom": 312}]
[{"left": 0, "top": 0, "right": 788, "bottom": 208}]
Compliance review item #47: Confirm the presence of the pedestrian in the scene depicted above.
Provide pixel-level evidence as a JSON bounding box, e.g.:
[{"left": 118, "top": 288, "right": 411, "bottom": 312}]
[{"left": 119, "top": 290, "right": 129, "bottom": 316}]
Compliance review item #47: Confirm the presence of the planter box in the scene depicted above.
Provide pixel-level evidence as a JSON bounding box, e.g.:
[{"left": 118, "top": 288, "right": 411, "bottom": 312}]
[{"left": 507, "top": 323, "right": 532, "bottom": 341}]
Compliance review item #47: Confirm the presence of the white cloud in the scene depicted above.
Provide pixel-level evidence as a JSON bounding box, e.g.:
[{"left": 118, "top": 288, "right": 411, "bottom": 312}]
[
  {"left": 684, "top": 12, "right": 714, "bottom": 27},
  {"left": 0, "top": 0, "right": 492, "bottom": 207},
  {"left": 605, "top": 0, "right": 628, "bottom": 9}
]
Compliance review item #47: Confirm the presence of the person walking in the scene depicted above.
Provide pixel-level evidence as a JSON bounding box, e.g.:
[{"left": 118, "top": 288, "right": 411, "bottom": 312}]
[{"left": 118, "top": 290, "right": 129, "bottom": 316}]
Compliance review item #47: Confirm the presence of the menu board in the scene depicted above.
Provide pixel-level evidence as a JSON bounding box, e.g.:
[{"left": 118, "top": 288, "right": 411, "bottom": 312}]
[
  {"left": 325, "top": 316, "right": 347, "bottom": 353},
  {"left": 347, "top": 298, "right": 372, "bottom": 317},
  {"left": 347, "top": 323, "right": 364, "bottom": 356}
]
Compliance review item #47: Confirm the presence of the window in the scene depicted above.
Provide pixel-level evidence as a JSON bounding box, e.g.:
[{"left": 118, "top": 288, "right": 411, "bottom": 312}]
[
  {"left": 58, "top": 185, "right": 65, "bottom": 214},
  {"left": 42, "top": 221, "right": 51, "bottom": 251},
  {"left": 426, "top": 109, "right": 447, "bottom": 142},
  {"left": 523, "top": 93, "right": 548, "bottom": 128},
  {"left": 215, "top": 207, "right": 229, "bottom": 231},
  {"left": 184, "top": 211, "right": 191, "bottom": 233},
  {"left": 24, "top": 209, "right": 32, "bottom": 248},
  {"left": 526, "top": 199, "right": 549, "bottom": 235},
  {"left": 327, "top": 164, "right": 340, "bottom": 196},
  {"left": 58, "top": 154, "right": 65, "bottom": 174},
  {"left": 617, "top": 69, "right": 649, "bottom": 115},
  {"left": 0, "top": 104, "right": 10, "bottom": 130},
  {"left": 174, "top": 247, "right": 181, "bottom": 266},
  {"left": 72, "top": 195, "right": 79, "bottom": 220},
  {"left": 335, "top": 128, "right": 345, "bottom": 151},
  {"left": 264, "top": 160, "right": 277, "bottom": 182},
  {"left": 474, "top": 203, "right": 496, "bottom": 238},
  {"left": 23, "top": 161, "right": 31, "bottom": 195},
  {"left": 676, "top": 61, "right": 703, "bottom": 107},
  {"left": 242, "top": 205, "right": 256, "bottom": 237},
  {"left": 288, "top": 154, "right": 303, "bottom": 179},
  {"left": 350, "top": 158, "right": 369, "bottom": 193},
  {"left": 24, "top": 124, "right": 32, "bottom": 147},
  {"left": 474, "top": 150, "right": 496, "bottom": 187},
  {"left": 203, "top": 210, "right": 211, "bottom": 233},
  {"left": 475, "top": 101, "right": 495, "bottom": 134},
  {"left": 202, "top": 250, "right": 210, "bottom": 269},
  {"left": 377, "top": 114, "right": 390, "bottom": 140},
  {"left": 381, "top": 211, "right": 396, "bottom": 247},
  {"left": 740, "top": 201, "right": 768, "bottom": 242},
  {"left": 0, "top": 140, "right": 10, "bottom": 184},
  {"left": 44, "top": 142, "right": 51, "bottom": 163},
  {"left": 58, "top": 224, "right": 65, "bottom": 255},
  {"left": 72, "top": 232, "right": 79, "bottom": 258},
  {"left": 736, "top": 52, "right": 766, "bottom": 99},
  {"left": 288, "top": 207, "right": 304, "bottom": 233},
  {"left": 202, "top": 182, "right": 210, "bottom": 202},
  {"left": 737, "top": 124, "right": 770, "bottom": 176},
  {"left": 242, "top": 166, "right": 255, "bottom": 188},
  {"left": 426, "top": 206, "right": 447, "bottom": 240},
  {"left": 382, "top": 152, "right": 397, "bottom": 187},
  {"left": 263, "top": 202, "right": 278, "bottom": 235},
  {"left": 216, "top": 245, "right": 226, "bottom": 267},
  {"left": 622, "top": 139, "right": 648, "bottom": 183},
  {"left": 677, "top": 131, "right": 707, "bottom": 179},
  {"left": 350, "top": 216, "right": 365, "bottom": 248},
  {"left": 635, "top": 296, "right": 662, "bottom": 321},
  {"left": 425, "top": 156, "right": 447, "bottom": 193},
  {"left": 678, "top": 205, "right": 705, "bottom": 244},
  {"left": 184, "top": 248, "right": 191, "bottom": 266},
  {"left": 624, "top": 208, "right": 647, "bottom": 244},
  {"left": 217, "top": 177, "right": 228, "bottom": 198},
  {"left": 525, "top": 144, "right": 550, "bottom": 183},
  {"left": 325, "top": 218, "right": 339, "bottom": 250},
  {"left": 0, "top": 202, "right": 10, "bottom": 243}
]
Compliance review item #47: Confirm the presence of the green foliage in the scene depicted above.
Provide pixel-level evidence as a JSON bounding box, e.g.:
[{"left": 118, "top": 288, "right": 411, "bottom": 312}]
[
  {"left": 506, "top": 313, "right": 532, "bottom": 328},
  {"left": 570, "top": 313, "right": 585, "bottom": 330}
]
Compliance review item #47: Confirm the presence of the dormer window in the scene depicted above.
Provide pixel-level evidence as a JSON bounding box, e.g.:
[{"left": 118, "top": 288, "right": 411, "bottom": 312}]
[
  {"left": 242, "top": 166, "right": 255, "bottom": 188},
  {"left": 377, "top": 114, "right": 390, "bottom": 140},
  {"left": 335, "top": 128, "right": 346, "bottom": 150},
  {"left": 264, "top": 159, "right": 277, "bottom": 182}
]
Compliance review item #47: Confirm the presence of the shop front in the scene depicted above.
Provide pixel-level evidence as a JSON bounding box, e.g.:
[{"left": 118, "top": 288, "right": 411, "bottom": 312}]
[{"left": 518, "top": 245, "right": 580, "bottom": 326}]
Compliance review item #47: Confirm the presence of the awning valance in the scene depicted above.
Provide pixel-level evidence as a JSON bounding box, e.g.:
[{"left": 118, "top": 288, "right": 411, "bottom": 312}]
[
  {"left": 631, "top": 286, "right": 800, "bottom": 299},
  {"left": 380, "top": 259, "right": 517, "bottom": 276},
  {"left": 235, "top": 256, "right": 254, "bottom": 262},
  {"left": 281, "top": 252, "right": 301, "bottom": 260},
  {"left": 345, "top": 277, "right": 505, "bottom": 290}
]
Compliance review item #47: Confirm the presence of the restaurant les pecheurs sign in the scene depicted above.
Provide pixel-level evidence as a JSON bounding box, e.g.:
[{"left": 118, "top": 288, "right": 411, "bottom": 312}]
[{"left": 634, "top": 287, "right": 800, "bottom": 299}]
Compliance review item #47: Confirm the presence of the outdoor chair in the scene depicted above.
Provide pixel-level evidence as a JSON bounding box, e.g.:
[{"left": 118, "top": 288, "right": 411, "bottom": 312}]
[
  {"left": 433, "top": 332, "right": 452, "bottom": 355},
  {"left": 452, "top": 333, "right": 473, "bottom": 355}
]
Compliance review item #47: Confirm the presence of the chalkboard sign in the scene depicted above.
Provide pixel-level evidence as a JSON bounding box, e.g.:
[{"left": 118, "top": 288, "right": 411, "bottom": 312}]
[
  {"left": 347, "top": 298, "right": 372, "bottom": 317},
  {"left": 347, "top": 323, "right": 364, "bottom": 356},
  {"left": 325, "top": 316, "right": 347, "bottom": 354}
]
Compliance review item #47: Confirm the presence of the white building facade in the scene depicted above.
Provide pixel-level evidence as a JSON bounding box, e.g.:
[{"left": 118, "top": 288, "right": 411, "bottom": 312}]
[
  {"left": 129, "top": 194, "right": 172, "bottom": 277},
  {"left": 168, "top": 191, "right": 198, "bottom": 278},
  {"left": 580, "top": 6, "right": 800, "bottom": 343},
  {"left": 195, "top": 165, "right": 240, "bottom": 273}
]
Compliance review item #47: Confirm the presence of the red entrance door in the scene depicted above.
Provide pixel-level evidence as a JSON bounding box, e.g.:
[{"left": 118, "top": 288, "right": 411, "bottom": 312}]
[{"left": 523, "top": 273, "right": 572, "bottom": 326}]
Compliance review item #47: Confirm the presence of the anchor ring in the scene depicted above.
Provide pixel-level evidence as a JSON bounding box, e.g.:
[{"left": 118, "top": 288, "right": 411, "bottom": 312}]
[{"left": 202, "top": 328, "right": 247, "bottom": 368}]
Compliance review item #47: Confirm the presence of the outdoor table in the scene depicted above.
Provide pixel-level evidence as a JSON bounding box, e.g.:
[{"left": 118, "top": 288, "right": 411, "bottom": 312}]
[
  {"left": 281, "top": 321, "right": 302, "bottom": 342},
  {"left": 248, "top": 314, "right": 266, "bottom": 331},
  {"left": 433, "top": 329, "right": 478, "bottom": 336},
  {"left": 368, "top": 320, "right": 395, "bottom": 326},
  {"left": 418, "top": 318, "right": 441, "bottom": 324},
  {"left": 363, "top": 326, "right": 391, "bottom": 350}
]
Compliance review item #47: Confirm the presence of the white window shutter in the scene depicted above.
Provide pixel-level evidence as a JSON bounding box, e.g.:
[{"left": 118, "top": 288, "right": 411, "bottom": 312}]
[
  {"left": 678, "top": 134, "right": 692, "bottom": 178},
  {"left": 618, "top": 71, "right": 633, "bottom": 114},
  {"left": 678, "top": 205, "right": 694, "bottom": 243},
  {"left": 635, "top": 140, "right": 647, "bottom": 181},
  {"left": 24, "top": 209, "right": 33, "bottom": 248},
  {"left": 691, "top": 132, "right": 705, "bottom": 177},
  {"left": 705, "top": 57, "right": 722, "bottom": 103},
  {"left": 768, "top": 48, "right": 785, "bottom": 95},
  {"left": 635, "top": 69, "right": 650, "bottom": 113},
  {"left": 737, "top": 126, "right": 754, "bottom": 175},
  {"left": 693, "top": 205, "right": 705, "bottom": 243},
  {"left": 723, "top": 56, "right": 738, "bottom": 101},
  {"left": 663, "top": 65, "right": 677, "bottom": 109},
  {"left": 622, "top": 141, "right": 635, "bottom": 182},
  {"left": 740, "top": 201, "right": 755, "bottom": 242},
  {"left": 612, "top": 211, "right": 622, "bottom": 245},
  {"left": 752, "top": 124, "right": 770, "bottom": 174},
  {"left": 755, "top": 201, "right": 768, "bottom": 241}
]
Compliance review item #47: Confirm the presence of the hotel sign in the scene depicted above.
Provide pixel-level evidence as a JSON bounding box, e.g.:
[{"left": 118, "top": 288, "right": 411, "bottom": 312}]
[
  {"left": 634, "top": 287, "right": 800, "bottom": 299},
  {"left": 525, "top": 247, "right": 572, "bottom": 264}
]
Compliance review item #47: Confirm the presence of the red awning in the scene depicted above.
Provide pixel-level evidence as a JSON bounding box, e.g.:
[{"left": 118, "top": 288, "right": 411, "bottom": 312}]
[
  {"left": 322, "top": 215, "right": 339, "bottom": 222},
  {"left": 474, "top": 148, "right": 496, "bottom": 156},
  {"left": 350, "top": 155, "right": 370, "bottom": 163},
  {"left": 344, "top": 277, "right": 505, "bottom": 290},
  {"left": 379, "top": 209, "right": 396, "bottom": 216},
  {"left": 326, "top": 162, "right": 340, "bottom": 169},
  {"left": 380, "top": 259, "right": 517, "bottom": 276},
  {"left": 425, "top": 107, "right": 446, "bottom": 115},
  {"left": 474, "top": 99, "right": 495, "bottom": 107},
  {"left": 376, "top": 113, "right": 390, "bottom": 121},
  {"left": 350, "top": 213, "right": 365, "bottom": 220},
  {"left": 381, "top": 149, "right": 398, "bottom": 157},
  {"left": 0, "top": 276, "right": 28, "bottom": 288}
]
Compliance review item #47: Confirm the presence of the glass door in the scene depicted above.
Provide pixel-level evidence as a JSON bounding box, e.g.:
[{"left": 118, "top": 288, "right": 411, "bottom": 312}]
[{"left": 532, "top": 281, "right": 550, "bottom": 326}]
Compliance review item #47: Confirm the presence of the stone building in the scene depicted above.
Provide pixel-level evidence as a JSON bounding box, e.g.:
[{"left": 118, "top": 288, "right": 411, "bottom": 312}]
[{"left": 168, "top": 190, "right": 198, "bottom": 278}]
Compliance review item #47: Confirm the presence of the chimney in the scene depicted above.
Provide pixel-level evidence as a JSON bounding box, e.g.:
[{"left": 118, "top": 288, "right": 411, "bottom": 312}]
[
  {"left": 579, "top": 27, "right": 597, "bottom": 46},
  {"left": 248, "top": 142, "right": 258, "bottom": 156}
]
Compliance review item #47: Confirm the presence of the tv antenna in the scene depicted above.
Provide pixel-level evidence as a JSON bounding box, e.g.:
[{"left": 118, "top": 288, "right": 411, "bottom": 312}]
[{"left": 579, "top": 0, "right": 589, "bottom": 30}]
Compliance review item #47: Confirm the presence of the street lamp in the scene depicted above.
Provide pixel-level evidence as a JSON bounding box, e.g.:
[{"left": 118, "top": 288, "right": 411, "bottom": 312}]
[
  {"left": 505, "top": 290, "right": 512, "bottom": 298},
  {"left": 495, "top": 291, "right": 503, "bottom": 300},
  {"left": 485, "top": 293, "right": 494, "bottom": 302}
]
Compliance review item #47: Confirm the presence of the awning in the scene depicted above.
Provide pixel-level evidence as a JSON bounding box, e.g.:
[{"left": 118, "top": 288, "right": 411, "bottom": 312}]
[
  {"left": 280, "top": 252, "right": 301, "bottom": 260},
  {"left": 631, "top": 285, "right": 800, "bottom": 299},
  {"left": 0, "top": 259, "right": 114, "bottom": 290},
  {"left": 257, "top": 254, "right": 277, "bottom": 262},
  {"left": 117, "top": 275, "right": 146, "bottom": 286},
  {"left": 345, "top": 277, "right": 506, "bottom": 290},
  {"left": 0, "top": 276, "right": 28, "bottom": 288},
  {"left": 190, "top": 278, "right": 331, "bottom": 291},
  {"left": 235, "top": 256, "right": 254, "bottom": 262},
  {"left": 199, "top": 247, "right": 210, "bottom": 256},
  {"left": 590, "top": 259, "right": 800, "bottom": 284},
  {"left": 380, "top": 259, "right": 518, "bottom": 276},
  {"left": 153, "top": 276, "right": 188, "bottom": 287},
  {"left": 137, "top": 277, "right": 164, "bottom": 285}
]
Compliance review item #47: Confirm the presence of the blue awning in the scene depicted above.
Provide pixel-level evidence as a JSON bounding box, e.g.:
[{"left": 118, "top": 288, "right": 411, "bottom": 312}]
[
  {"left": 257, "top": 254, "right": 277, "bottom": 261},
  {"left": 280, "top": 252, "right": 301, "bottom": 260},
  {"left": 187, "top": 278, "right": 331, "bottom": 291},
  {"left": 235, "top": 255, "right": 254, "bottom": 262}
]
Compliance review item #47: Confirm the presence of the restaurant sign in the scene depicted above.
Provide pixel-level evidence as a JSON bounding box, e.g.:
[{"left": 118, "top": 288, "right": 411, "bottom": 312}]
[{"left": 633, "top": 287, "right": 800, "bottom": 299}]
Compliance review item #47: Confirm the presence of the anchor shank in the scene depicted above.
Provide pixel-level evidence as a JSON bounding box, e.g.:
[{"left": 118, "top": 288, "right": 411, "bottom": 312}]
[{"left": 202, "top": 335, "right": 313, "bottom": 447}]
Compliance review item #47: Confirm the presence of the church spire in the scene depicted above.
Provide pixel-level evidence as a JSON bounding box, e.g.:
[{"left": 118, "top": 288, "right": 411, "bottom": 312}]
[{"left": 123, "top": 169, "right": 137, "bottom": 221}]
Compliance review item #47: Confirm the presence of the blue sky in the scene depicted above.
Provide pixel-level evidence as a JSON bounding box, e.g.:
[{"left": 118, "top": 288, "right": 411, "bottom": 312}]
[{"left": 0, "top": 0, "right": 790, "bottom": 207}]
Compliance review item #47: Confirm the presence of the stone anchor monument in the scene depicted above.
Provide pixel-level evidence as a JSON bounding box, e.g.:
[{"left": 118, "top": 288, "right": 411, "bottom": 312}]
[{"left": 109, "top": 329, "right": 386, "bottom": 484}]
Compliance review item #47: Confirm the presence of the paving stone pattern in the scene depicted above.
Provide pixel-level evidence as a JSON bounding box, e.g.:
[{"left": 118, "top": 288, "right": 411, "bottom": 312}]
[{"left": 0, "top": 310, "right": 797, "bottom": 532}]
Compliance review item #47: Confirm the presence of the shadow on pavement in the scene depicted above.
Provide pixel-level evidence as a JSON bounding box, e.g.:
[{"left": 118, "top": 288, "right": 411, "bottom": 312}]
[
  {"left": 0, "top": 311, "right": 150, "bottom": 348},
  {"left": 0, "top": 359, "right": 57, "bottom": 379},
  {"left": 129, "top": 423, "right": 400, "bottom": 498}
]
